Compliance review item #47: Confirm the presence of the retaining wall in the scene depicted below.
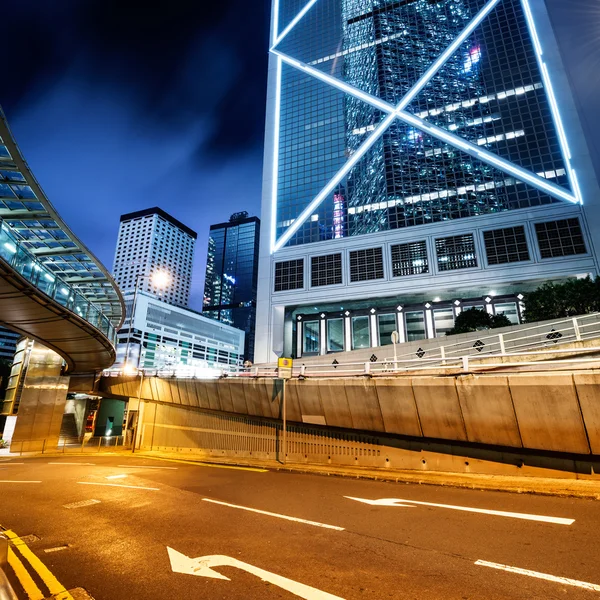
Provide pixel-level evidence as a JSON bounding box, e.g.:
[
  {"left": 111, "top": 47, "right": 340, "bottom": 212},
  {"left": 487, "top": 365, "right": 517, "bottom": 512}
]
[{"left": 101, "top": 371, "right": 600, "bottom": 459}]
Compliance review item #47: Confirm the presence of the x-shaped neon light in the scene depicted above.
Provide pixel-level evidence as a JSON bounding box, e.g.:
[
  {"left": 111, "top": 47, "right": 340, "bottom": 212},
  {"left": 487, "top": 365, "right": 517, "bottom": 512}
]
[{"left": 270, "top": 0, "right": 579, "bottom": 253}]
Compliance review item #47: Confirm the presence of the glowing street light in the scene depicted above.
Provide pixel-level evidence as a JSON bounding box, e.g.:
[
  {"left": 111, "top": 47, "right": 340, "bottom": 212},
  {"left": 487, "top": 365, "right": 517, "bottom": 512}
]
[{"left": 123, "top": 269, "right": 171, "bottom": 371}]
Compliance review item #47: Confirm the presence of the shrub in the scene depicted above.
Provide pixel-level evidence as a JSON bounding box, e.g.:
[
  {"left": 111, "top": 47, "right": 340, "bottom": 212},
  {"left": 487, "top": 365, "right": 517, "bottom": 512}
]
[
  {"left": 523, "top": 277, "right": 600, "bottom": 322},
  {"left": 446, "top": 307, "right": 512, "bottom": 336}
]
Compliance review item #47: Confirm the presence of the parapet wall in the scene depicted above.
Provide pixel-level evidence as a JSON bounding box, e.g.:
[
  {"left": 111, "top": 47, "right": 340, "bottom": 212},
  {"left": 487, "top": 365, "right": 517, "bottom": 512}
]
[{"left": 101, "top": 371, "right": 600, "bottom": 457}]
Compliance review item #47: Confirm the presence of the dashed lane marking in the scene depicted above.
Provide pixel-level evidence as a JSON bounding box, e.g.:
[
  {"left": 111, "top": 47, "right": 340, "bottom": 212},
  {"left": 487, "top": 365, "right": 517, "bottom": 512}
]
[
  {"left": 0, "top": 481, "right": 41, "bottom": 484},
  {"left": 116, "top": 465, "right": 177, "bottom": 470},
  {"left": 77, "top": 482, "right": 159, "bottom": 491},
  {"left": 475, "top": 560, "right": 600, "bottom": 592},
  {"left": 63, "top": 499, "right": 101, "bottom": 509},
  {"left": 4, "top": 529, "right": 74, "bottom": 599},
  {"left": 132, "top": 454, "right": 268, "bottom": 472},
  {"left": 48, "top": 462, "right": 96, "bottom": 466},
  {"left": 202, "top": 498, "right": 345, "bottom": 531},
  {"left": 43, "top": 546, "right": 70, "bottom": 554},
  {"left": 105, "top": 474, "right": 127, "bottom": 480}
]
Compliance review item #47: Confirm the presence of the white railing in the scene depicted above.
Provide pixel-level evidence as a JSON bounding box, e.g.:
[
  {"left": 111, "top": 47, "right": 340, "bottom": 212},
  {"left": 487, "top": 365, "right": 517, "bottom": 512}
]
[
  {"left": 99, "top": 314, "right": 600, "bottom": 380},
  {"left": 233, "top": 313, "right": 600, "bottom": 378}
]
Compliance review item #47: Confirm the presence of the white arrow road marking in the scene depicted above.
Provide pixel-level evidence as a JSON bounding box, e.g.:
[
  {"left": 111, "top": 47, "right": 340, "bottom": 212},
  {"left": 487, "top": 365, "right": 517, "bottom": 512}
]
[
  {"left": 475, "top": 560, "right": 600, "bottom": 592},
  {"left": 344, "top": 497, "right": 574, "bottom": 525},
  {"left": 202, "top": 498, "right": 344, "bottom": 531},
  {"left": 167, "top": 548, "right": 345, "bottom": 599},
  {"left": 77, "top": 482, "right": 159, "bottom": 491}
]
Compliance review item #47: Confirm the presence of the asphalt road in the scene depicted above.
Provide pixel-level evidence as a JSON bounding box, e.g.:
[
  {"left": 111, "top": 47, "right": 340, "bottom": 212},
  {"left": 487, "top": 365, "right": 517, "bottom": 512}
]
[{"left": 0, "top": 454, "right": 598, "bottom": 599}]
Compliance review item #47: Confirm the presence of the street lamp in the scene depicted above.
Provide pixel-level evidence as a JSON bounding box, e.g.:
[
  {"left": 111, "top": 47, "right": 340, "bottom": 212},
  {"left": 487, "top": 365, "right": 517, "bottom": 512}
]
[{"left": 123, "top": 270, "right": 171, "bottom": 370}]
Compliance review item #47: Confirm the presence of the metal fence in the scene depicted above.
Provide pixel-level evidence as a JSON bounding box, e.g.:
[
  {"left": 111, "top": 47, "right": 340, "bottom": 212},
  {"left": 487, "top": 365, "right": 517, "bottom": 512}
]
[{"left": 4, "top": 436, "right": 130, "bottom": 456}]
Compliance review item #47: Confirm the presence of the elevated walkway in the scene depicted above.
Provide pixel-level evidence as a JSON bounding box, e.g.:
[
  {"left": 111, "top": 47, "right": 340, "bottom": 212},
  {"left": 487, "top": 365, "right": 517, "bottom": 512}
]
[{"left": 0, "top": 107, "right": 123, "bottom": 373}]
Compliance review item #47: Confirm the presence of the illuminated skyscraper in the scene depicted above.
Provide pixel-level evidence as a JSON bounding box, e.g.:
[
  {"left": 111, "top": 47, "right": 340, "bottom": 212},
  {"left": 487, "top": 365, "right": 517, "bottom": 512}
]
[
  {"left": 255, "top": 0, "right": 600, "bottom": 363},
  {"left": 203, "top": 213, "right": 260, "bottom": 361}
]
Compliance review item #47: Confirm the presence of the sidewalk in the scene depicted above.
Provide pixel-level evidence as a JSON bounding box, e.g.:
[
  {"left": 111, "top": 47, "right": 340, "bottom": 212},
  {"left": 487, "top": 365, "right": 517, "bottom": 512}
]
[{"left": 136, "top": 451, "right": 600, "bottom": 500}]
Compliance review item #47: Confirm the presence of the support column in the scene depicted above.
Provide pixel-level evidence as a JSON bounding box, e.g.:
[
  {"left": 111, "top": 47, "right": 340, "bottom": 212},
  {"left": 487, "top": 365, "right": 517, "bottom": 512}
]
[
  {"left": 425, "top": 305, "right": 435, "bottom": 339},
  {"left": 296, "top": 318, "right": 303, "bottom": 358},
  {"left": 369, "top": 312, "right": 378, "bottom": 348},
  {"left": 396, "top": 309, "right": 406, "bottom": 344},
  {"left": 344, "top": 314, "right": 352, "bottom": 351},
  {"left": 319, "top": 315, "right": 327, "bottom": 356},
  {"left": 7, "top": 339, "right": 69, "bottom": 453}
]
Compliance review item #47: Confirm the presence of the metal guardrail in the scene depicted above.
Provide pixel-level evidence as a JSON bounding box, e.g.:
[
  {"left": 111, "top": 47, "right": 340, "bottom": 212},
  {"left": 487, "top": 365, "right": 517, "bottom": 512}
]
[
  {"left": 0, "top": 221, "right": 117, "bottom": 343},
  {"left": 2, "top": 436, "right": 129, "bottom": 456}
]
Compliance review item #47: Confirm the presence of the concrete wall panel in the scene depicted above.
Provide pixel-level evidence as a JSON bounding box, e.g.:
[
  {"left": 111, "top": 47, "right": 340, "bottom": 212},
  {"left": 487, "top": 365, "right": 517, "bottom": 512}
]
[
  {"left": 317, "top": 380, "right": 353, "bottom": 429},
  {"left": 217, "top": 380, "right": 235, "bottom": 413},
  {"left": 573, "top": 373, "right": 600, "bottom": 454},
  {"left": 202, "top": 381, "right": 222, "bottom": 411},
  {"left": 246, "top": 379, "right": 274, "bottom": 418},
  {"left": 194, "top": 381, "right": 211, "bottom": 410},
  {"left": 412, "top": 377, "right": 467, "bottom": 441},
  {"left": 374, "top": 379, "right": 422, "bottom": 437},
  {"left": 281, "top": 381, "right": 303, "bottom": 423},
  {"left": 509, "top": 374, "right": 590, "bottom": 454},
  {"left": 345, "top": 380, "right": 384, "bottom": 432},
  {"left": 293, "top": 380, "right": 325, "bottom": 425},
  {"left": 229, "top": 380, "right": 249, "bottom": 414},
  {"left": 456, "top": 375, "right": 522, "bottom": 448}
]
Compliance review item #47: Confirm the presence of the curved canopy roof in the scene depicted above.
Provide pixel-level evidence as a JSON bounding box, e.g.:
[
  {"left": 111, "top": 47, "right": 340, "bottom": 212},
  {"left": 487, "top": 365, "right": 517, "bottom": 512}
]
[{"left": 0, "top": 107, "right": 124, "bottom": 329}]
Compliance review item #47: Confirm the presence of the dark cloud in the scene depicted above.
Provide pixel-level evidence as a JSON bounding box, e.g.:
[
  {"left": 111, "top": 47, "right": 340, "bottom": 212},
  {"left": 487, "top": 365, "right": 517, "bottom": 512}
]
[{"left": 3, "top": 0, "right": 270, "bottom": 158}]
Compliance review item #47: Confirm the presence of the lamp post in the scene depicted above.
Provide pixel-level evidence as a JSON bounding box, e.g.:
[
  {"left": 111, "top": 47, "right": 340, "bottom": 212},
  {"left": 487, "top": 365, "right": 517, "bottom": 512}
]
[{"left": 123, "top": 270, "right": 171, "bottom": 370}]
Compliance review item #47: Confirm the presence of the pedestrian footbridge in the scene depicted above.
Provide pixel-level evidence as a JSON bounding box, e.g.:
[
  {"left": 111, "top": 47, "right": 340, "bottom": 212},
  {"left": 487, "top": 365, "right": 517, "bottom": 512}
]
[{"left": 0, "top": 107, "right": 124, "bottom": 373}]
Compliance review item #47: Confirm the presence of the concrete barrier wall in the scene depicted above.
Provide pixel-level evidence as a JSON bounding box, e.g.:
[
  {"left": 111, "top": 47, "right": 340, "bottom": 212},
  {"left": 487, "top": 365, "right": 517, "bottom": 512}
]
[{"left": 100, "top": 370, "right": 600, "bottom": 457}]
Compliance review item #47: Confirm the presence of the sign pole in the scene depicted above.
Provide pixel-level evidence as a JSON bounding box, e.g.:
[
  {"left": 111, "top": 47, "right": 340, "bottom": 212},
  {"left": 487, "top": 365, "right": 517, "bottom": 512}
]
[
  {"left": 277, "top": 357, "right": 293, "bottom": 465},
  {"left": 282, "top": 377, "right": 287, "bottom": 465}
]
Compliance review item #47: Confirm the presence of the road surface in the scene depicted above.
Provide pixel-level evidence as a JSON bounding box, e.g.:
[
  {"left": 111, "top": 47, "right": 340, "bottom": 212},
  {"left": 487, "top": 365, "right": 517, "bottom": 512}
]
[{"left": 0, "top": 454, "right": 598, "bottom": 599}]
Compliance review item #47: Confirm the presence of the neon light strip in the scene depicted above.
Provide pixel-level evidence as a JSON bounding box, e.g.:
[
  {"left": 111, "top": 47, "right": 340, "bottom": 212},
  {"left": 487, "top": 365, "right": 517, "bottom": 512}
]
[
  {"left": 273, "top": 112, "right": 398, "bottom": 252},
  {"left": 521, "top": 0, "right": 581, "bottom": 203},
  {"left": 397, "top": 0, "right": 501, "bottom": 110},
  {"left": 272, "top": 0, "right": 280, "bottom": 46},
  {"left": 397, "top": 110, "right": 577, "bottom": 203},
  {"left": 272, "top": 0, "right": 319, "bottom": 48},
  {"left": 270, "top": 57, "right": 283, "bottom": 253},
  {"left": 272, "top": 50, "right": 392, "bottom": 113}
]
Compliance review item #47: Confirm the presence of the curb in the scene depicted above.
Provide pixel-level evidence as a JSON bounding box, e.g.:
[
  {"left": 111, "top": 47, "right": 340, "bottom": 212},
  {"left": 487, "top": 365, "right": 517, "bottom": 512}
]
[{"left": 137, "top": 452, "right": 600, "bottom": 500}]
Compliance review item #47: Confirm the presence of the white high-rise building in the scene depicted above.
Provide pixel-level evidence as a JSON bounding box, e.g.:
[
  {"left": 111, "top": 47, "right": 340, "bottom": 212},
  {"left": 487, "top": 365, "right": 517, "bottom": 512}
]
[{"left": 113, "top": 207, "right": 197, "bottom": 308}]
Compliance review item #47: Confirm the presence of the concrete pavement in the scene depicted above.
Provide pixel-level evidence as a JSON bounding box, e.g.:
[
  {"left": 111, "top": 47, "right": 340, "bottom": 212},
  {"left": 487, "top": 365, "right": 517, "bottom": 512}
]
[{"left": 0, "top": 454, "right": 599, "bottom": 598}]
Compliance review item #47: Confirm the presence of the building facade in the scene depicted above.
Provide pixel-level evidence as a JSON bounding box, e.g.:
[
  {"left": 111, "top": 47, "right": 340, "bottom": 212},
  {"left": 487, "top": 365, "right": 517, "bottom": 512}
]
[
  {"left": 255, "top": 0, "right": 600, "bottom": 362},
  {"left": 114, "top": 291, "right": 244, "bottom": 371},
  {"left": 0, "top": 327, "right": 19, "bottom": 361},
  {"left": 113, "top": 207, "right": 196, "bottom": 308},
  {"left": 203, "top": 212, "right": 260, "bottom": 361}
]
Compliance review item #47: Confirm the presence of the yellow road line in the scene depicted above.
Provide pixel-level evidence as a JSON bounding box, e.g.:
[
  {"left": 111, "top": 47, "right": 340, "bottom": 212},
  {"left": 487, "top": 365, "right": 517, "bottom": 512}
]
[
  {"left": 7, "top": 547, "right": 44, "bottom": 600},
  {"left": 137, "top": 454, "right": 268, "bottom": 472},
  {"left": 4, "top": 530, "right": 73, "bottom": 600}
]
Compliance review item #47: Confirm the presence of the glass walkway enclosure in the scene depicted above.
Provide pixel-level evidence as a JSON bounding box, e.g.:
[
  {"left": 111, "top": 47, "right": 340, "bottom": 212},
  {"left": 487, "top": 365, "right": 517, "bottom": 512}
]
[{"left": 0, "top": 107, "right": 124, "bottom": 373}]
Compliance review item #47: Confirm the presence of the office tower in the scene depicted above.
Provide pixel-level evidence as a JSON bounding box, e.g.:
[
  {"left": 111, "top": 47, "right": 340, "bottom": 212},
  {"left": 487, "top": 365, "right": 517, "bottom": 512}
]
[
  {"left": 203, "top": 212, "right": 260, "bottom": 361},
  {"left": 255, "top": 0, "right": 600, "bottom": 362},
  {"left": 113, "top": 207, "right": 196, "bottom": 308}
]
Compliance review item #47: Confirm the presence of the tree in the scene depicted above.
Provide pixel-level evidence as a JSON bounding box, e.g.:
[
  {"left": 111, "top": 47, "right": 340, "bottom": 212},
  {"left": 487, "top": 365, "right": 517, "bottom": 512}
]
[
  {"left": 446, "top": 308, "right": 512, "bottom": 336},
  {"left": 523, "top": 277, "right": 600, "bottom": 322}
]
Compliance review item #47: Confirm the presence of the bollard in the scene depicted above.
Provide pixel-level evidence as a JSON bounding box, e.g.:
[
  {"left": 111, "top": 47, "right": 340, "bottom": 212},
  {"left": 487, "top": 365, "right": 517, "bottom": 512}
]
[{"left": 462, "top": 356, "right": 469, "bottom": 372}]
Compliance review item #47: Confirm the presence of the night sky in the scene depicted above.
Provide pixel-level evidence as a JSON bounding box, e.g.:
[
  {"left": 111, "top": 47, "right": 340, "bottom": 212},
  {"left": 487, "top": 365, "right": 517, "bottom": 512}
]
[{"left": 2, "top": 0, "right": 599, "bottom": 309}]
